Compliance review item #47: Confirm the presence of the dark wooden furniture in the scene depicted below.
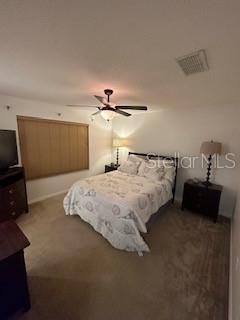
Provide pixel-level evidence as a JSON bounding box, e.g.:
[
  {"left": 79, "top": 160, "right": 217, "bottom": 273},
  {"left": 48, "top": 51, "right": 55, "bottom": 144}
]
[
  {"left": 0, "top": 167, "right": 28, "bottom": 222},
  {"left": 181, "top": 179, "right": 223, "bottom": 222},
  {"left": 128, "top": 152, "right": 178, "bottom": 203},
  {"left": 105, "top": 163, "right": 119, "bottom": 173},
  {"left": 0, "top": 220, "right": 31, "bottom": 319}
]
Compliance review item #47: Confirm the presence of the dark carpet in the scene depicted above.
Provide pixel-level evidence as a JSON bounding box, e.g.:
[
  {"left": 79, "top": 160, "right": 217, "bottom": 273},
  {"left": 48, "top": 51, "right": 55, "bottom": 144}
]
[{"left": 15, "top": 194, "right": 230, "bottom": 320}]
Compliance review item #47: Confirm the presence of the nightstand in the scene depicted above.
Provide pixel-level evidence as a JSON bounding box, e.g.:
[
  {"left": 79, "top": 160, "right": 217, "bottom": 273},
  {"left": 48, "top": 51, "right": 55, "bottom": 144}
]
[
  {"left": 105, "top": 164, "right": 119, "bottom": 173},
  {"left": 181, "top": 179, "right": 223, "bottom": 223}
]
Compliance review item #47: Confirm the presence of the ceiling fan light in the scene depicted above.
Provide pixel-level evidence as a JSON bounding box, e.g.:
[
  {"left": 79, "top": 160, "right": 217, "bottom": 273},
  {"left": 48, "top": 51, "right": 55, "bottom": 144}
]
[{"left": 101, "top": 110, "right": 116, "bottom": 121}]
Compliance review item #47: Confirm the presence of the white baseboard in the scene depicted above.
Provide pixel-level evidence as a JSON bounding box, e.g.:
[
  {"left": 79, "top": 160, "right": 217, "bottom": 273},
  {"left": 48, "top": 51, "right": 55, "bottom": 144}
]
[
  {"left": 28, "top": 189, "right": 68, "bottom": 204},
  {"left": 229, "top": 219, "right": 233, "bottom": 320}
]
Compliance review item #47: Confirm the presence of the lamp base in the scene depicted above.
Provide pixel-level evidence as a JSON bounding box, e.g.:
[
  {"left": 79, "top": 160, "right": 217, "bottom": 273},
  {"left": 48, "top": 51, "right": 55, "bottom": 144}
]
[
  {"left": 202, "top": 180, "right": 212, "bottom": 187},
  {"left": 203, "top": 155, "right": 212, "bottom": 187},
  {"left": 116, "top": 147, "right": 119, "bottom": 166}
]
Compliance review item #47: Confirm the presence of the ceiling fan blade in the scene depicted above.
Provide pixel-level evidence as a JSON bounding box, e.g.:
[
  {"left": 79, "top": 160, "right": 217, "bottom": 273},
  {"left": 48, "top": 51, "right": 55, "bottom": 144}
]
[
  {"left": 114, "top": 109, "right": 132, "bottom": 117},
  {"left": 94, "top": 95, "right": 108, "bottom": 106},
  {"left": 91, "top": 110, "right": 102, "bottom": 116},
  {"left": 116, "top": 106, "right": 148, "bottom": 110},
  {"left": 66, "top": 105, "right": 99, "bottom": 108}
]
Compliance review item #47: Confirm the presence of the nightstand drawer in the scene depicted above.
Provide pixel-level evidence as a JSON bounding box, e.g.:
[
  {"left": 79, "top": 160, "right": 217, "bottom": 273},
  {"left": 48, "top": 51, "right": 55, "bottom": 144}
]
[
  {"left": 185, "top": 197, "right": 207, "bottom": 215},
  {"left": 183, "top": 184, "right": 207, "bottom": 212}
]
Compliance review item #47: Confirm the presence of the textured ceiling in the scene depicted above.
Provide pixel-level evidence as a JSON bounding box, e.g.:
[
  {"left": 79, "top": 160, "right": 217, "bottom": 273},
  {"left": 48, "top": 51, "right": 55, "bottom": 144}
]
[{"left": 0, "top": 0, "right": 240, "bottom": 109}]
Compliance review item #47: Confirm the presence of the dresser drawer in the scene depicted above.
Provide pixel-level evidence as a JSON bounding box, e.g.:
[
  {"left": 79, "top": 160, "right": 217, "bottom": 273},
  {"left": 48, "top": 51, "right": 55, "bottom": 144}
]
[
  {"left": 0, "top": 179, "right": 27, "bottom": 221},
  {"left": 4, "top": 202, "right": 21, "bottom": 219},
  {"left": 0, "top": 167, "right": 28, "bottom": 223},
  {"left": 2, "top": 185, "right": 17, "bottom": 202},
  {"left": 0, "top": 199, "right": 22, "bottom": 220},
  {"left": 3, "top": 180, "right": 24, "bottom": 197}
]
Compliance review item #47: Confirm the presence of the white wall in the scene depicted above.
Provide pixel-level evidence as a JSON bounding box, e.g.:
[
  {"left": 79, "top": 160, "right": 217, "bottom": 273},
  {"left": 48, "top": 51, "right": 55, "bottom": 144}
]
[
  {"left": 0, "top": 94, "right": 112, "bottom": 202},
  {"left": 113, "top": 104, "right": 240, "bottom": 217}
]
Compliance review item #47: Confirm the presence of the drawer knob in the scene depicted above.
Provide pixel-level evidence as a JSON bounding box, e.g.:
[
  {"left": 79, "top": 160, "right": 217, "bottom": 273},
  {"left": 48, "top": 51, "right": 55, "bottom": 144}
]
[
  {"left": 9, "top": 189, "right": 13, "bottom": 194},
  {"left": 10, "top": 201, "right": 15, "bottom": 206},
  {"left": 11, "top": 211, "right": 16, "bottom": 216}
]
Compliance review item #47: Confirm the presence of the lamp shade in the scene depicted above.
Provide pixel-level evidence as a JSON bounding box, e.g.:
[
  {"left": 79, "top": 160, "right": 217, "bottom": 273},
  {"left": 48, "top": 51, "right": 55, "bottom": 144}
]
[
  {"left": 200, "top": 141, "right": 222, "bottom": 155},
  {"left": 112, "top": 139, "right": 129, "bottom": 148}
]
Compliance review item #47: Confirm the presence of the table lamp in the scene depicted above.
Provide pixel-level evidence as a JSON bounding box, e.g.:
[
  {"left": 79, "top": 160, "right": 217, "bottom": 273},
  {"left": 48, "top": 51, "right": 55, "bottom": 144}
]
[
  {"left": 200, "top": 140, "right": 222, "bottom": 186},
  {"left": 112, "top": 139, "right": 129, "bottom": 165}
]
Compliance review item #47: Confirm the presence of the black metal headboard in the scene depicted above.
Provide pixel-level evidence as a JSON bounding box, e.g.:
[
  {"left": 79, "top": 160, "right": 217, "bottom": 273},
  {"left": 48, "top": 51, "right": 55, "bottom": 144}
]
[{"left": 128, "top": 152, "right": 178, "bottom": 203}]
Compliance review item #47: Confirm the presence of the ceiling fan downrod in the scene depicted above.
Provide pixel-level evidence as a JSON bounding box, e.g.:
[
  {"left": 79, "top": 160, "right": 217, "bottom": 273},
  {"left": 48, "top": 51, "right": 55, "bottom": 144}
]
[{"left": 104, "top": 89, "right": 113, "bottom": 103}]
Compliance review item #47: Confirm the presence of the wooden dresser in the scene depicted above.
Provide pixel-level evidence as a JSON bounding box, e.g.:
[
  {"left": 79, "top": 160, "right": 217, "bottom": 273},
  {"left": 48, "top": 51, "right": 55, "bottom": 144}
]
[
  {"left": 0, "top": 167, "right": 28, "bottom": 222},
  {"left": 0, "top": 220, "right": 31, "bottom": 319}
]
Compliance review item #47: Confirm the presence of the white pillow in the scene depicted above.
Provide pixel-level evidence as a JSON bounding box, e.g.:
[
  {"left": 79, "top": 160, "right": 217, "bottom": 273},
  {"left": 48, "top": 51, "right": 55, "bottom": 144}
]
[
  {"left": 138, "top": 160, "right": 165, "bottom": 181},
  {"left": 118, "top": 160, "right": 140, "bottom": 175},
  {"left": 127, "top": 154, "right": 145, "bottom": 164},
  {"left": 147, "top": 159, "right": 175, "bottom": 169},
  {"left": 163, "top": 166, "right": 176, "bottom": 183}
]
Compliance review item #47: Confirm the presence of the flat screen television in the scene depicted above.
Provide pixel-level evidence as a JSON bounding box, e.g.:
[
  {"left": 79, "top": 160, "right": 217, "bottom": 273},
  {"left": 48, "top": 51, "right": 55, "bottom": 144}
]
[{"left": 0, "top": 129, "right": 19, "bottom": 171}]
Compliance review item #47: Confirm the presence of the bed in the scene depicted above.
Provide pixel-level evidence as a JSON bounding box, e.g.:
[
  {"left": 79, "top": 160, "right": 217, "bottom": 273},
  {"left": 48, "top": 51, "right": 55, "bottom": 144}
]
[{"left": 64, "top": 152, "right": 178, "bottom": 255}]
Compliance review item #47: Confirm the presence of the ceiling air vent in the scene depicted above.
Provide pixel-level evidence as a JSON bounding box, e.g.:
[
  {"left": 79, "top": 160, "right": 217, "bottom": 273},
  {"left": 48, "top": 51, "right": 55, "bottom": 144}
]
[{"left": 176, "top": 49, "right": 209, "bottom": 76}]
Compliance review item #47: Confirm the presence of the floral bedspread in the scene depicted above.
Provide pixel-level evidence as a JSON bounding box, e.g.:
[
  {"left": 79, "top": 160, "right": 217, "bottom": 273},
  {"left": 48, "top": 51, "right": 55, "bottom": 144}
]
[{"left": 63, "top": 171, "right": 172, "bottom": 254}]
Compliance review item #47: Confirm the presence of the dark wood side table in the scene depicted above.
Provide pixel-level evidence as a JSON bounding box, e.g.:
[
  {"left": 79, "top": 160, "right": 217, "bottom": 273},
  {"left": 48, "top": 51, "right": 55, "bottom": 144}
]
[
  {"left": 0, "top": 220, "right": 31, "bottom": 319},
  {"left": 105, "top": 164, "right": 120, "bottom": 173},
  {"left": 181, "top": 179, "right": 223, "bottom": 223}
]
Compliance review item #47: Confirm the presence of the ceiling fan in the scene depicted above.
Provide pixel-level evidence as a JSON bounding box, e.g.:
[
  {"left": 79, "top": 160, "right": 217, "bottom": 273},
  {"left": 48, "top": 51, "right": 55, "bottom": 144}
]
[{"left": 67, "top": 89, "right": 148, "bottom": 121}]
